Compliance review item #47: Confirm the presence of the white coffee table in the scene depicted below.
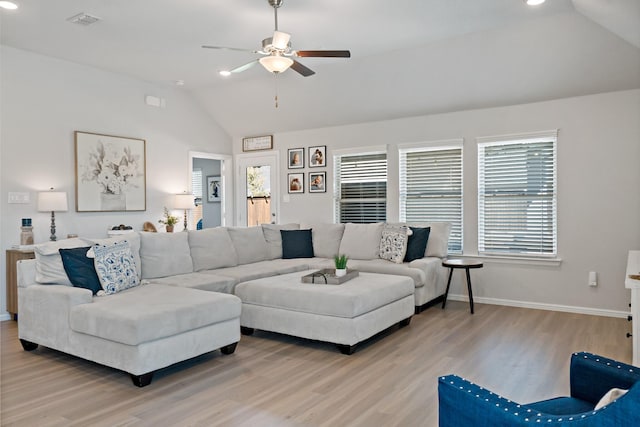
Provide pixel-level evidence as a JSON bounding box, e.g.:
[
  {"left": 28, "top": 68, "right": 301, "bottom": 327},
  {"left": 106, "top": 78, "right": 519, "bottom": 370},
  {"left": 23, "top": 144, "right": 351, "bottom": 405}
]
[{"left": 234, "top": 270, "right": 414, "bottom": 354}]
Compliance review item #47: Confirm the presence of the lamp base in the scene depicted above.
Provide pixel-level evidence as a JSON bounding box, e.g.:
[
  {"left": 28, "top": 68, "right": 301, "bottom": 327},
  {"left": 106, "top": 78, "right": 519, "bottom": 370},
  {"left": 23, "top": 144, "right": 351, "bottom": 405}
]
[{"left": 49, "top": 211, "right": 57, "bottom": 241}]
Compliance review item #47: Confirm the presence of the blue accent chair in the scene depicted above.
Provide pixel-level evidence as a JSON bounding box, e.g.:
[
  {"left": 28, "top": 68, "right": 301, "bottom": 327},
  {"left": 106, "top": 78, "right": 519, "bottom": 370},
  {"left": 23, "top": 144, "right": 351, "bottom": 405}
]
[
  {"left": 196, "top": 219, "right": 203, "bottom": 230},
  {"left": 438, "top": 352, "right": 640, "bottom": 426}
]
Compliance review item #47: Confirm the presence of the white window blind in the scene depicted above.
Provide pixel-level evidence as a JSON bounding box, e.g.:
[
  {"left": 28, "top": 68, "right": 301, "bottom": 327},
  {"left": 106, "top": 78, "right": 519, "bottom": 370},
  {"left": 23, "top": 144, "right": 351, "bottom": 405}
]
[
  {"left": 399, "top": 145, "right": 463, "bottom": 253},
  {"left": 191, "top": 169, "right": 203, "bottom": 229},
  {"left": 478, "top": 132, "right": 557, "bottom": 257},
  {"left": 192, "top": 169, "right": 203, "bottom": 198},
  {"left": 334, "top": 152, "right": 387, "bottom": 223}
]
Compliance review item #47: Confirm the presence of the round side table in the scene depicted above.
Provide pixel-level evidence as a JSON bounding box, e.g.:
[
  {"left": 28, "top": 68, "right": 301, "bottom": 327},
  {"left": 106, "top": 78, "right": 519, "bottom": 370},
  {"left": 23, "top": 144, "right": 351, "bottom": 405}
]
[{"left": 442, "top": 259, "right": 483, "bottom": 314}]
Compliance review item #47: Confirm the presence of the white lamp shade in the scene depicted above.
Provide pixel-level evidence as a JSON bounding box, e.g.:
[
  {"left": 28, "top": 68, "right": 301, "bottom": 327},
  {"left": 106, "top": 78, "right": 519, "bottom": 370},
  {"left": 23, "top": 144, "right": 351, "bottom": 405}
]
[
  {"left": 174, "top": 194, "right": 194, "bottom": 210},
  {"left": 259, "top": 55, "right": 294, "bottom": 73},
  {"left": 37, "top": 191, "right": 68, "bottom": 212}
]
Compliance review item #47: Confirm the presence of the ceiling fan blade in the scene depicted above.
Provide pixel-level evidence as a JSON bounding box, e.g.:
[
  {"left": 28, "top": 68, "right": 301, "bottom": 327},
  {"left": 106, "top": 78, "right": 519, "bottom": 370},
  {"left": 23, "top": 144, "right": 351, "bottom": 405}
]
[
  {"left": 290, "top": 60, "right": 315, "bottom": 77},
  {"left": 229, "top": 60, "right": 259, "bottom": 74},
  {"left": 202, "top": 45, "right": 257, "bottom": 54},
  {"left": 295, "top": 50, "right": 351, "bottom": 58}
]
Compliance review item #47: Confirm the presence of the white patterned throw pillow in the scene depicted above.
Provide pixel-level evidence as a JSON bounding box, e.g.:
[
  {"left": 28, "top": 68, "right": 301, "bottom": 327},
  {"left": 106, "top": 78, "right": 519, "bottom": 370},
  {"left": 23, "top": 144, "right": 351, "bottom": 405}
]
[
  {"left": 379, "top": 224, "right": 409, "bottom": 264},
  {"left": 93, "top": 240, "right": 139, "bottom": 295}
]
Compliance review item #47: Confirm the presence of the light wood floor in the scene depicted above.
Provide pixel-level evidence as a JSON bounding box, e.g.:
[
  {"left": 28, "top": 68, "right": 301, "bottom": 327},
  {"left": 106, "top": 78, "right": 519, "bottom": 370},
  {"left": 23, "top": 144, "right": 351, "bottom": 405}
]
[{"left": 0, "top": 302, "right": 632, "bottom": 427}]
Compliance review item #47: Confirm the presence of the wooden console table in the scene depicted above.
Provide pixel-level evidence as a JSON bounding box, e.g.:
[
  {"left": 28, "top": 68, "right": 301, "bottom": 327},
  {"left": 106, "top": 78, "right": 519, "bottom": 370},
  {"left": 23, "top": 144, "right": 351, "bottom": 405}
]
[{"left": 6, "top": 249, "right": 35, "bottom": 320}]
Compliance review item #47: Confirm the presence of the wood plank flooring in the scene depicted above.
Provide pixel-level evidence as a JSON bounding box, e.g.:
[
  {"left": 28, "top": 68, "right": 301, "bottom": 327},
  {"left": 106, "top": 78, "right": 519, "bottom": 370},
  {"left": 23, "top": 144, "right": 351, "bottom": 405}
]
[{"left": 0, "top": 302, "right": 632, "bottom": 426}]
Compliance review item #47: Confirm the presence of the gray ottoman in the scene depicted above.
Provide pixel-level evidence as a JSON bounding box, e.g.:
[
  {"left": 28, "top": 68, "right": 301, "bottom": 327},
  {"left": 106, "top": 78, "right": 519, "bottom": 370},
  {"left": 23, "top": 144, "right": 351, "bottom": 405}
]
[{"left": 234, "top": 270, "right": 414, "bottom": 354}]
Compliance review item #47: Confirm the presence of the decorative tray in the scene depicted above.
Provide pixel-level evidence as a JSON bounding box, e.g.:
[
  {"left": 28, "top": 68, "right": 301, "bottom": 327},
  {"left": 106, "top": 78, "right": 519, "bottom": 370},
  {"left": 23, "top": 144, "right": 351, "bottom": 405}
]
[{"left": 301, "top": 269, "right": 359, "bottom": 285}]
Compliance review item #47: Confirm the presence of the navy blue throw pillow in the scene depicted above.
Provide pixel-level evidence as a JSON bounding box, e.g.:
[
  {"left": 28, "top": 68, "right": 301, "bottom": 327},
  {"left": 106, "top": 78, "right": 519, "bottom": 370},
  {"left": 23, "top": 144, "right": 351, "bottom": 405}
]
[
  {"left": 281, "top": 229, "right": 314, "bottom": 259},
  {"left": 404, "top": 227, "right": 431, "bottom": 262},
  {"left": 59, "top": 246, "right": 102, "bottom": 295}
]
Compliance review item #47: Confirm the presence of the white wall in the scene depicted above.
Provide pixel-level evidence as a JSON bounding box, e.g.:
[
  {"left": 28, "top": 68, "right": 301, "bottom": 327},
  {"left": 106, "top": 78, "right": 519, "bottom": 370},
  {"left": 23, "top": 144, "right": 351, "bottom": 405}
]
[
  {"left": 246, "top": 89, "right": 640, "bottom": 315},
  {"left": 0, "top": 47, "right": 231, "bottom": 318}
]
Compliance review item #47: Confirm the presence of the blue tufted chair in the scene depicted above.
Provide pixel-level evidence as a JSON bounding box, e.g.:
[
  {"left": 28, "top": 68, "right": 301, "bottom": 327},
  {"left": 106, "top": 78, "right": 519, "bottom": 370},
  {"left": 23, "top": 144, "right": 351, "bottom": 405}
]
[{"left": 438, "top": 352, "right": 640, "bottom": 426}]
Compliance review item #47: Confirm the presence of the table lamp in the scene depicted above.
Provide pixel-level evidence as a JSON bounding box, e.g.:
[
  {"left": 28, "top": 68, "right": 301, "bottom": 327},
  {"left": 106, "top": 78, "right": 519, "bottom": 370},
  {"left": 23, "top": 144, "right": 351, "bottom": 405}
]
[
  {"left": 174, "top": 193, "right": 194, "bottom": 232},
  {"left": 37, "top": 189, "right": 68, "bottom": 241}
]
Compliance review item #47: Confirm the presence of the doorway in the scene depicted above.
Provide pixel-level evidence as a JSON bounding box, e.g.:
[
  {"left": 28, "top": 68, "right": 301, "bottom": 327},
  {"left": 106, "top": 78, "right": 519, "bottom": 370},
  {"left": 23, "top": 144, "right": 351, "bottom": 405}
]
[
  {"left": 189, "top": 151, "right": 232, "bottom": 227},
  {"left": 236, "top": 153, "right": 279, "bottom": 226}
]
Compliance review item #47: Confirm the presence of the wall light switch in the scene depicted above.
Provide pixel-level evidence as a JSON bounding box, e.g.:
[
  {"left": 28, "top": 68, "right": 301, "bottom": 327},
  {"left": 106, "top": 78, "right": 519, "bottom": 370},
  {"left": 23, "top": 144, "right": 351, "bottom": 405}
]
[
  {"left": 8, "top": 192, "right": 30, "bottom": 204},
  {"left": 589, "top": 271, "right": 598, "bottom": 287}
]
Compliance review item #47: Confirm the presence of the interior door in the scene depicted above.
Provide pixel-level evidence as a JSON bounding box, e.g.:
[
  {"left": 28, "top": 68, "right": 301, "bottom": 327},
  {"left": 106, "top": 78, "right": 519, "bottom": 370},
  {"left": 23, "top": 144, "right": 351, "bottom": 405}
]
[{"left": 236, "top": 153, "right": 279, "bottom": 226}]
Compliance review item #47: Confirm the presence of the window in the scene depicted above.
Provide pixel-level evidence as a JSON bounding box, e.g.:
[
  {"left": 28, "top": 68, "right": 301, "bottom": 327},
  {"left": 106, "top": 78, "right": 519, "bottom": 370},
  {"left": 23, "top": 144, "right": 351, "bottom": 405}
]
[
  {"left": 191, "top": 168, "right": 203, "bottom": 228},
  {"left": 334, "top": 150, "right": 387, "bottom": 223},
  {"left": 477, "top": 131, "right": 557, "bottom": 257},
  {"left": 399, "top": 142, "right": 463, "bottom": 253}
]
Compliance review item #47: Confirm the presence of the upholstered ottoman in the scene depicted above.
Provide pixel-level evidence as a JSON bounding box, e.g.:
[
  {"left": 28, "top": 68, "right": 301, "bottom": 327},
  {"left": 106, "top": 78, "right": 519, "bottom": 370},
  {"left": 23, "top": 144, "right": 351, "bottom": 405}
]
[{"left": 234, "top": 270, "right": 414, "bottom": 354}]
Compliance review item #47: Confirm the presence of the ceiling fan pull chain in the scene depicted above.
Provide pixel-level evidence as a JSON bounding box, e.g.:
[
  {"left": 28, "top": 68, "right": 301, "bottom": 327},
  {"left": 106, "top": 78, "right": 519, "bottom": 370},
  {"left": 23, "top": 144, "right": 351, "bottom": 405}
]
[{"left": 274, "top": 73, "right": 279, "bottom": 108}]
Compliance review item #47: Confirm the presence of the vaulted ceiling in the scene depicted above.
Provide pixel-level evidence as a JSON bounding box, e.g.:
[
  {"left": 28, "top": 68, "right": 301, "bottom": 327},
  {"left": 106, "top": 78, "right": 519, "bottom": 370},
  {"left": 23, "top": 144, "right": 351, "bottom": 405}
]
[{"left": 2, "top": 0, "right": 639, "bottom": 137}]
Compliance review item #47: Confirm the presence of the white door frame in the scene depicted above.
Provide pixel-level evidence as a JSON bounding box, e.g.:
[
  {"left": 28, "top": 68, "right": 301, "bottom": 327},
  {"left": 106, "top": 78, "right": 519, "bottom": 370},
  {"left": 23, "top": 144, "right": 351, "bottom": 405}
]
[
  {"left": 188, "top": 151, "right": 233, "bottom": 226},
  {"left": 235, "top": 152, "right": 280, "bottom": 226}
]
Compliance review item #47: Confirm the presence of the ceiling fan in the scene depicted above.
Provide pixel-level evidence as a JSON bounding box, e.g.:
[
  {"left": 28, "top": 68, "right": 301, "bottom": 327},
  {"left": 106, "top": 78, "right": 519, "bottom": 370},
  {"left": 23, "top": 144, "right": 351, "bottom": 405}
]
[{"left": 202, "top": 0, "right": 351, "bottom": 77}]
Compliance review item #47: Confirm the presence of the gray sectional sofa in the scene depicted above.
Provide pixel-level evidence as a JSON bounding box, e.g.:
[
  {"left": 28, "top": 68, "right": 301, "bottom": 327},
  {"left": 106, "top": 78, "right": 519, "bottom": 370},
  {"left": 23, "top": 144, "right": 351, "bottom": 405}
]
[{"left": 17, "top": 222, "right": 450, "bottom": 385}]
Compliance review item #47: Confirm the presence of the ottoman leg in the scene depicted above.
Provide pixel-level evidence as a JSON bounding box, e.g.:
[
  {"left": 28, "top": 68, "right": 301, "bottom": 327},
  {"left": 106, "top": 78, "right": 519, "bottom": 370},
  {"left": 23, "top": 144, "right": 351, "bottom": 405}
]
[
  {"left": 220, "top": 342, "right": 238, "bottom": 355},
  {"left": 20, "top": 339, "right": 38, "bottom": 351},
  {"left": 336, "top": 344, "right": 356, "bottom": 355},
  {"left": 130, "top": 372, "right": 154, "bottom": 387},
  {"left": 240, "top": 326, "right": 255, "bottom": 336}
]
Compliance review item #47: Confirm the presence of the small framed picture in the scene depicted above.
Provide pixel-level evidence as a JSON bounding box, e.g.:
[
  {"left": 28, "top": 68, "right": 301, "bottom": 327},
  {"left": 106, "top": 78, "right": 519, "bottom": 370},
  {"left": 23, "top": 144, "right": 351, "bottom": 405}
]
[
  {"left": 207, "top": 176, "right": 222, "bottom": 202},
  {"left": 309, "top": 172, "right": 326, "bottom": 193},
  {"left": 288, "top": 148, "right": 304, "bottom": 169},
  {"left": 308, "top": 145, "right": 326, "bottom": 168},
  {"left": 288, "top": 173, "right": 304, "bottom": 194}
]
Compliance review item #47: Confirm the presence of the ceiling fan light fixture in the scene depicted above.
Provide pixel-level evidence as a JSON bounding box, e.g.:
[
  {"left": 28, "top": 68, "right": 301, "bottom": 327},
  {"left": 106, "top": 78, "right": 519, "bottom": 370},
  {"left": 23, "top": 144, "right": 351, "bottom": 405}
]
[
  {"left": 272, "top": 31, "right": 291, "bottom": 50},
  {"left": 259, "top": 55, "right": 293, "bottom": 73}
]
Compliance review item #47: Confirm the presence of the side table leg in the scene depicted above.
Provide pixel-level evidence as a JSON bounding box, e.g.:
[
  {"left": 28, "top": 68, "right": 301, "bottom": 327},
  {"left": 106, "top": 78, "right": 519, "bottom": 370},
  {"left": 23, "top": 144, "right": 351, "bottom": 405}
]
[
  {"left": 465, "top": 268, "right": 474, "bottom": 314},
  {"left": 442, "top": 268, "right": 454, "bottom": 309}
]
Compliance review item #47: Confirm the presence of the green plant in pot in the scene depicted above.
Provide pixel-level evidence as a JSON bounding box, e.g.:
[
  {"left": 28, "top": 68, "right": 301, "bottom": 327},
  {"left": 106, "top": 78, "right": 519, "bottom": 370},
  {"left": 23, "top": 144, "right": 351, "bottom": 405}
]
[
  {"left": 158, "top": 207, "right": 179, "bottom": 232},
  {"left": 334, "top": 254, "right": 349, "bottom": 277}
]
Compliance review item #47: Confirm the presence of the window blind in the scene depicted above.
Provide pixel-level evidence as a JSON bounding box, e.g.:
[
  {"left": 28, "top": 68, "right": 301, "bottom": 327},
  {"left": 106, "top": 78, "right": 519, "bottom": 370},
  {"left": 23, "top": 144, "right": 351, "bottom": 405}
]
[
  {"left": 334, "top": 153, "right": 387, "bottom": 223},
  {"left": 399, "top": 147, "right": 462, "bottom": 253},
  {"left": 478, "top": 135, "right": 557, "bottom": 257}
]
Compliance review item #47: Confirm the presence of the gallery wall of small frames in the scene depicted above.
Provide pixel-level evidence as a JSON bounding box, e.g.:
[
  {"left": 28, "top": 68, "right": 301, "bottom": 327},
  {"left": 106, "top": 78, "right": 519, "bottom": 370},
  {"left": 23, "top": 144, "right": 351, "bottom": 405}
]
[{"left": 287, "top": 145, "right": 327, "bottom": 193}]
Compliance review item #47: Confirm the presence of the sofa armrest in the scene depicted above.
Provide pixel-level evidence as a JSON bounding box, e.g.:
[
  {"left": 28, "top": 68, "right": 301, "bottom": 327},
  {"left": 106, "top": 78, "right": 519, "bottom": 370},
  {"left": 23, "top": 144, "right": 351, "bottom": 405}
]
[
  {"left": 17, "top": 259, "right": 37, "bottom": 288},
  {"left": 570, "top": 352, "right": 640, "bottom": 404}
]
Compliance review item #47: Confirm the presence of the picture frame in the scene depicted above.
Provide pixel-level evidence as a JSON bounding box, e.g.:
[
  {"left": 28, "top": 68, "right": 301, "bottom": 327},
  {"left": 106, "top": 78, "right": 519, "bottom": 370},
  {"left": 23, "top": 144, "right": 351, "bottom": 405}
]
[
  {"left": 75, "top": 131, "right": 146, "bottom": 212},
  {"left": 242, "top": 135, "right": 273, "bottom": 152},
  {"left": 308, "top": 145, "right": 327, "bottom": 168},
  {"left": 206, "top": 176, "right": 222, "bottom": 202},
  {"left": 309, "top": 172, "right": 326, "bottom": 193},
  {"left": 288, "top": 148, "right": 304, "bottom": 169},
  {"left": 288, "top": 173, "right": 304, "bottom": 194}
]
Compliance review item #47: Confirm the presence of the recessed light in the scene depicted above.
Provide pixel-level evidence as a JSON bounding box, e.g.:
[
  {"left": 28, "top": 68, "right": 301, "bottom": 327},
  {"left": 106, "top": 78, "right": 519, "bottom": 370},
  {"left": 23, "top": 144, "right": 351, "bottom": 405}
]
[
  {"left": 0, "top": 1, "right": 18, "bottom": 10},
  {"left": 219, "top": 70, "right": 231, "bottom": 77},
  {"left": 175, "top": 80, "right": 185, "bottom": 86},
  {"left": 525, "top": 0, "right": 545, "bottom": 5}
]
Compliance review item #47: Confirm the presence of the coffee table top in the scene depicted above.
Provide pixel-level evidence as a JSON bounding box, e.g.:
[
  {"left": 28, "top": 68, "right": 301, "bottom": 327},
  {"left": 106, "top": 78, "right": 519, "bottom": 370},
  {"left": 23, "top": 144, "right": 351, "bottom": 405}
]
[{"left": 442, "top": 259, "right": 483, "bottom": 269}]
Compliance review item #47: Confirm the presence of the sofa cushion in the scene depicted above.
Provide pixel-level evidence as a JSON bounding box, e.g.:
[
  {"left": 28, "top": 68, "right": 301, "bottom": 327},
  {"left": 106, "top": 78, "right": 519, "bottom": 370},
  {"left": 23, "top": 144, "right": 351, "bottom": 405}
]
[
  {"left": 92, "top": 240, "right": 139, "bottom": 295},
  {"left": 227, "top": 226, "right": 270, "bottom": 265},
  {"left": 188, "top": 228, "right": 238, "bottom": 271},
  {"left": 281, "top": 229, "right": 314, "bottom": 259},
  {"left": 301, "top": 223, "right": 345, "bottom": 258},
  {"left": 139, "top": 232, "right": 193, "bottom": 279},
  {"left": 349, "top": 258, "right": 426, "bottom": 287},
  {"left": 212, "top": 259, "right": 310, "bottom": 284},
  {"left": 379, "top": 224, "right": 409, "bottom": 264},
  {"left": 69, "top": 284, "right": 241, "bottom": 346},
  {"left": 390, "top": 222, "right": 450, "bottom": 258},
  {"left": 408, "top": 257, "right": 443, "bottom": 289},
  {"left": 262, "top": 223, "right": 300, "bottom": 259},
  {"left": 339, "top": 223, "right": 384, "bottom": 260},
  {"left": 404, "top": 227, "right": 431, "bottom": 262},
  {"left": 59, "top": 247, "right": 102, "bottom": 295},
  {"left": 85, "top": 233, "right": 142, "bottom": 279},
  {"left": 34, "top": 237, "right": 91, "bottom": 285},
  {"left": 149, "top": 272, "right": 237, "bottom": 294}
]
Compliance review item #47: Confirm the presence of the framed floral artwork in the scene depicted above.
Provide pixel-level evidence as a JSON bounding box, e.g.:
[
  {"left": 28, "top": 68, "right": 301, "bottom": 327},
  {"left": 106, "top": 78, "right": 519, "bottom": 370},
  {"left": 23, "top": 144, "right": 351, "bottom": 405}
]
[
  {"left": 75, "top": 131, "right": 146, "bottom": 212},
  {"left": 288, "top": 148, "right": 304, "bottom": 169},
  {"left": 288, "top": 173, "right": 304, "bottom": 194},
  {"left": 308, "top": 145, "right": 326, "bottom": 168},
  {"left": 309, "top": 172, "right": 326, "bottom": 193}
]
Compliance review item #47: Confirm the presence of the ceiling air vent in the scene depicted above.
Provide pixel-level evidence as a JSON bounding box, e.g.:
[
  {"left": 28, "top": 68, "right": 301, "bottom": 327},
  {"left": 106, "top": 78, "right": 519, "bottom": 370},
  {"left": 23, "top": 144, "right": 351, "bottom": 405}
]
[{"left": 66, "top": 13, "right": 101, "bottom": 26}]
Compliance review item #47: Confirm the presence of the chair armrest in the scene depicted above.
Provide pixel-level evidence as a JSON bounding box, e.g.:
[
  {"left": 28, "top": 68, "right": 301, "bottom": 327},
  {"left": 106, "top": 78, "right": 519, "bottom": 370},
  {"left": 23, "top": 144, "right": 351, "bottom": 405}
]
[{"left": 570, "top": 352, "right": 640, "bottom": 404}]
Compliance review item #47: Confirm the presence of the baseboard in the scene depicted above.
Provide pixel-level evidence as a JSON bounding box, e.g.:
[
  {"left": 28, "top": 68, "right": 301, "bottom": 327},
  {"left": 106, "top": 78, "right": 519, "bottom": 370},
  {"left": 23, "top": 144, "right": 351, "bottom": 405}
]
[
  {"left": 0, "top": 313, "right": 12, "bottom": 322},
  {"left": 446, "top": 294, "right": 630, "bottom": 318}
]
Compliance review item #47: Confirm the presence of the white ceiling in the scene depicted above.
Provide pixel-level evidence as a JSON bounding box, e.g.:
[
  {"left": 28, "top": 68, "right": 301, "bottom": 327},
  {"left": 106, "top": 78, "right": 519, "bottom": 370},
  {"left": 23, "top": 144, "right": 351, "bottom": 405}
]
[{"left": 2, "top": 0, "right": 639, "bottom": 137}]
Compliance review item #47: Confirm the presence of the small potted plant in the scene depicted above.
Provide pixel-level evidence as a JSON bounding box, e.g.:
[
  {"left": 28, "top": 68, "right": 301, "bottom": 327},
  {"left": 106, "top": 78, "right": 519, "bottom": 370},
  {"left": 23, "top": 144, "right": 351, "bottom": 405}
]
[
  {"left": 158, "top": 207, "right": 179, "bottom": 233},
  {"left": 334, "top": 254, "right": 349, "bottom": 277}
]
